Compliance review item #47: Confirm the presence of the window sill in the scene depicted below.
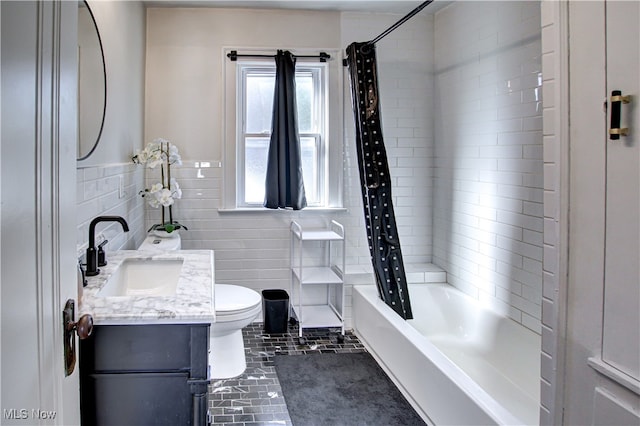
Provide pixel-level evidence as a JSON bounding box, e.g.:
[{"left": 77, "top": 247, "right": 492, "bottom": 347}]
[{"left": 218, "top": 207, "right": 347, "bottom": 214}]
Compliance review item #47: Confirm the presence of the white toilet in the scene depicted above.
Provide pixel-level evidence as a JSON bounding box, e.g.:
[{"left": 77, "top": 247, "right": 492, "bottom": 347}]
[
  {"left": 138, "top": 234, "right": 262, "bottom": 379},
  {"left": 211, "top": 284, "right": 261, "bottom": 378}
]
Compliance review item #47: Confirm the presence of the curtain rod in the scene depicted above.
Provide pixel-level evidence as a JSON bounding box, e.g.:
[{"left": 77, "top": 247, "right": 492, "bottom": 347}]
[
  {"left": 227, "top": 50, "right": 331, "bottom": 62},
  {"left": 365, "top": 0, "right": 434, "bottom": 49}
]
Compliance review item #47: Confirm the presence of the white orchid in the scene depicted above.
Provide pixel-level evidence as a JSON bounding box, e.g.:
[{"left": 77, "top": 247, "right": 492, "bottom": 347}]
[
  {"left": 132, "top": 138, "right": 180, "bottom": 169},
  {"left": 145, "top": 155, "right": 164, "bottom": 169},
  {"left": 170, "top": 178, "right": 182, "bottom": 199},
  {"left": 133, "top": 148, "right": 149, "bottom": 164},
  {"left": 156, "top": 188, "right": 175, "bottom": 207},
  {"left": 168, "top": 144, "right": 182, "bottom": 166},
  {"left": 133, "top": 138, "right": 188, "bottom": 233},
  {"left": 149, "top": 182, "right": 164, "bottom": 193},
  {"left": 146, "top": 196, "right": 160, "bottom": 209}
]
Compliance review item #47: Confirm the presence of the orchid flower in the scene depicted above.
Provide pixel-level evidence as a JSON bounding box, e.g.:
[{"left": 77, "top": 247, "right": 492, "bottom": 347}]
[{"left": 134, "top": 138, "right": 188, "bottom": 233}]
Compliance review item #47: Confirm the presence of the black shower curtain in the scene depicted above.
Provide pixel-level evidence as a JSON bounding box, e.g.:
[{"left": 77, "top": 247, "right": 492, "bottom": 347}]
[
  {"left": 264, "top": 50, "right": 307, "bottom": 210},
  {"left": 346, "top": 42, "right": 413, "bottom": 320}
]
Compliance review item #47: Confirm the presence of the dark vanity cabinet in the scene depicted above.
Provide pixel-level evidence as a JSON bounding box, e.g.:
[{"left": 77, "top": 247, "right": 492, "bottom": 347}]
[{"left": 80, "top": 324, "right": 210, "bottom": 426}]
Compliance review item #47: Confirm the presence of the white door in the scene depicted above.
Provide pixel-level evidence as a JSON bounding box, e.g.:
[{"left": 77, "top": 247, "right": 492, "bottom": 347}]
[
  {"left": 1, "top": 1, "right": 80, "bottom": 424},
  {"left": 561, "top": 1, "right": 640, "bottom": 424},
  {"left": 603, "top": 0, "right": 640, "bottom": 383}
]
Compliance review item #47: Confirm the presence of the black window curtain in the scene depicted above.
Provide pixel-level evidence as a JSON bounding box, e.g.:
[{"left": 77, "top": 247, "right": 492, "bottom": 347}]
[
  {"left": 345, "top": 42, "right": 413, "bottom": 320},
  {"left": 264, "top": 50, "right": 307, "bottom": 210}
]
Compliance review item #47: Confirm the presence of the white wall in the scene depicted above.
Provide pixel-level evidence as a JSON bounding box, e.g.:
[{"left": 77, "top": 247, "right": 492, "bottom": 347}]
[
  {"left": 432, "top": 1, "right": 543, "bottom": 333},
  {"left": 145, "top": 8, "right": 341, "bottom": 162},
  {"left": 144, "top": 8, "right": 434, "bottom": 329},
  {"left": 78, "top": 1, "right": 146, "bottom": 167},
  {"left": 76, "top": 1, "right": 147, "bottom": 254}
]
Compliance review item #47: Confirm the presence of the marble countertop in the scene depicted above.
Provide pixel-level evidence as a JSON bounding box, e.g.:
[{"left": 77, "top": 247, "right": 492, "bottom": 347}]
[{"left": 80, "top": 250, "right": 215, "bottom": 325}]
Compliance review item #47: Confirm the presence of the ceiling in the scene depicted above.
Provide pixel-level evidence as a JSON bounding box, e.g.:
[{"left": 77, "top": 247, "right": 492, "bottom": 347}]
[{"left": 143, "top": 0, "right": 452, "bottom": 14}]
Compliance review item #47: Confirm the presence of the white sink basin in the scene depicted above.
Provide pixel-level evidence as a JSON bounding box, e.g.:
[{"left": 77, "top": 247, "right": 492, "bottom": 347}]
[{"left": 97, "top": 258, "right": 184, "bottom": 297}]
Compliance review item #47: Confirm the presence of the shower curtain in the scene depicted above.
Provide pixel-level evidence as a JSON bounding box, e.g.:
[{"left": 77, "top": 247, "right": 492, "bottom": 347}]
[
  {"left": 345, "top": 42, "right": 413, "bottom": 320},
  {"left": 264, "top": 50, "right": 307, "bottom": 210}
]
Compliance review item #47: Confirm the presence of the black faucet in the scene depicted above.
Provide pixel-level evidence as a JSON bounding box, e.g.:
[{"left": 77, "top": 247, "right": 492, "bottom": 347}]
[{"left": 86, "top": 216, "right": 129, "bottom": 276}]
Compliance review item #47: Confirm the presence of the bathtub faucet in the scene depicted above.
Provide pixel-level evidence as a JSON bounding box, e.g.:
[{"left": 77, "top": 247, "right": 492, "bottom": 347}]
[{"left": 85, "top": 216, "right": 129, "bottom": 277}]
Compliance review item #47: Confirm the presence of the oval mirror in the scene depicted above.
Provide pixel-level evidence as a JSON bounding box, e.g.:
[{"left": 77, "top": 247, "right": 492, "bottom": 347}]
[{"left": 77, "top": 0, "right": 106, "bottom": 161}]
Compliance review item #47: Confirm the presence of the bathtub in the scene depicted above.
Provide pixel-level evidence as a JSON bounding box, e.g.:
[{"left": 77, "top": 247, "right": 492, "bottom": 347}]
[{"left": 353, "top": 283, "right": 540, "bottom": 426}]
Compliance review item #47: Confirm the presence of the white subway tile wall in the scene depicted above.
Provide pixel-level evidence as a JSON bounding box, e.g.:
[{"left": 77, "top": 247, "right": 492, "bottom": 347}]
[
  {"left": 432, "top": 2, "right": 543, "bottom": 332},
  {"left": 539, "top": 0, "right": 564, "bottom": 423},
  {"left": 76, "top": 164, "right": 146, "bottom": 255},
  {"left": 340, "top": 12, "right": 435, "bottom": 267}
]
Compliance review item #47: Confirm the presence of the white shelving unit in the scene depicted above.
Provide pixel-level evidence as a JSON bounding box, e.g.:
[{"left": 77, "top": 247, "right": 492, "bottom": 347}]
[{"left": 290, "top": 220, "right": 345, "bottom": 344}]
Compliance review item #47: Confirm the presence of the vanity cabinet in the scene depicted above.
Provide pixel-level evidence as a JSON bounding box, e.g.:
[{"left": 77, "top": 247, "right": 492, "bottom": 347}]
[{"left": 80, "top": 323, "right": 209, "bottom": 426}]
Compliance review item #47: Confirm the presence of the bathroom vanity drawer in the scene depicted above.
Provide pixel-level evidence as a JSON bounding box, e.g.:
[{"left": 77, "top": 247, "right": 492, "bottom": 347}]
[
  {"left": 81, "top": 372, "right": 191, "bottom": 426},
  {"left": 81, "top": 324, "right": 208, "bottom": 373}
]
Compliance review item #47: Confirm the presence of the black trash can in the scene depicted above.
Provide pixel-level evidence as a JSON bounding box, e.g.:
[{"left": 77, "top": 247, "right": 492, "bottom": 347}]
[{"left": 262, "top": 289, "right": 289, "bottom": 334}]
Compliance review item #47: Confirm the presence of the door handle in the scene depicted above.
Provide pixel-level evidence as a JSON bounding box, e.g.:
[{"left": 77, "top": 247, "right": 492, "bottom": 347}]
[
  {"left": 63, "top": 299, "right": 93, "bottom": 376},
  {"left": 609, "top": 90, "right": 632, "bottom": 139}
]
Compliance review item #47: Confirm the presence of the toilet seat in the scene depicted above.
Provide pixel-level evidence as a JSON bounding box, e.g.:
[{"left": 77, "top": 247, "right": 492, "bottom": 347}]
[{"left": 214, "top": 284, "right": 262, "bottom": 321}]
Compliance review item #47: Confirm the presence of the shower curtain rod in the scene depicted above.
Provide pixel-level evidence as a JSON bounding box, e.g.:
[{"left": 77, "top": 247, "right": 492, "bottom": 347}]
[
  {"left": 227, "top": 50, "right": 331, "bottom": 62},
  {"left": 342, "top": 0, "right": 434, "bottom": 65},
  {"left": 366, "top": 0, "right": 434, "bottom": 47}
]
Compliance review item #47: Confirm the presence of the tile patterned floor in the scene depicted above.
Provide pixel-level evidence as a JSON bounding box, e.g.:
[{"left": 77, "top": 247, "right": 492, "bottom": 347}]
[{"left": 208, "top": 323, "right": 366, "bottom": 426}]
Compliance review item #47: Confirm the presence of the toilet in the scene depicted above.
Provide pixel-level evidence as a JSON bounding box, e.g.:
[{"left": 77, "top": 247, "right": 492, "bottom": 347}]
[
  {"left": 138, "top": 234, "right": 262, "bottom": 379},
  {"left": 211, "top": 284, "right": 261, "bottom": 378}
]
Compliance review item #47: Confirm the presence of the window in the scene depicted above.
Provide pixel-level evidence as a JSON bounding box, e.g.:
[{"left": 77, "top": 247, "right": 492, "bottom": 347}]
[{"left": 236, "top": 62, "right": 328, "bottom": 207}]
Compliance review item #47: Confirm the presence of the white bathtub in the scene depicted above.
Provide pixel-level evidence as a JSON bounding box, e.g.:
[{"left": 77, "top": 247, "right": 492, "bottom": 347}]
[{"left": 353, "top": 283, "right": 540, "bottom": 426}]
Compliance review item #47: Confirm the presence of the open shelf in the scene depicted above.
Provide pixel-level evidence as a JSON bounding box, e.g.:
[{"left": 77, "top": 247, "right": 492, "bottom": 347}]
[
  {"left": 292, "top": 305, "right": 343, "bottom": 329},
  {"left": 292, "top": 266, "right": 343, "bottom": 285},
  {"left": 290, "top": 220, "right": 345, "bottom": 339}
]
